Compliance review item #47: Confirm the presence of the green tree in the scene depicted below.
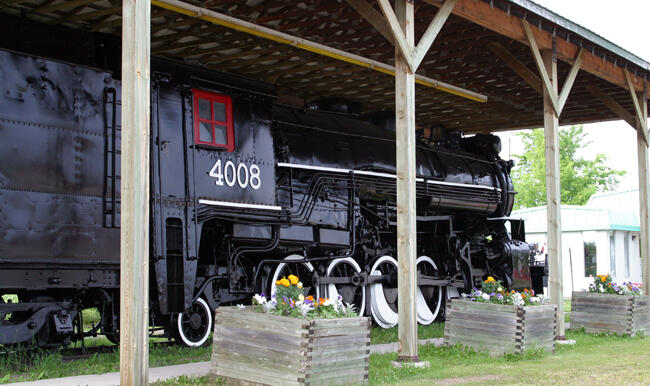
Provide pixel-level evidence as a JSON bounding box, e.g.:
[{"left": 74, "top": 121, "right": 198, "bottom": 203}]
[{"left": 511, "top": 125, "right": 625, "bottom": 209}]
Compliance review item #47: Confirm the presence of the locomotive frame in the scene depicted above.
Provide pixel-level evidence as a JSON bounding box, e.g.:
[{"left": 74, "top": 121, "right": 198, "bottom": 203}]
[{"left": 0, "top": 17, "right": 536, "bottom": 348}]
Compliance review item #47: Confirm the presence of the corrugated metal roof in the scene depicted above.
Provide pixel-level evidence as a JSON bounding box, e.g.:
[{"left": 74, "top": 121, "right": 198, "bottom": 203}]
[
  {"left": 509, "top": 0, "right": 650, "bottom": 74},
  {"left": 513, "top": 190, "right": 641, "bottom": 232}
]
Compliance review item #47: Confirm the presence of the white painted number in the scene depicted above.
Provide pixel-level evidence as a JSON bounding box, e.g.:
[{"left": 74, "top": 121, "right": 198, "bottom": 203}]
[
  {"left": 209, "top": 159, "right": 223, "bottom": 186},
  {"left": 237, "top": 163, "right": 249, "bottom": 188},
  {"left": 249, "top": 164, "right": 261, "bottom": 190},
  {"left": 208, "top": 159, "right": 261, "bottom": 190},
  {"left": 224, "top": 161, "right": 236, "bottom": 187}
]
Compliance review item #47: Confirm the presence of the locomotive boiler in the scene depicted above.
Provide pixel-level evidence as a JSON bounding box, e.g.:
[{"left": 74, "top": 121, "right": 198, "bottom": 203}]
[{"left": 0, "top": 44, "right": 532, "bottom": 348}]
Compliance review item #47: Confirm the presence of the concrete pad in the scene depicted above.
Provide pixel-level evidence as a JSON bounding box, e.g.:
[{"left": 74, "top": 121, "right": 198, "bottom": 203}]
[
  {"left": 391, "top": 360, "right": 430, "bottom": 369},
  {"left": 7, "top": 362, "right": 212, "bottom": 386}
]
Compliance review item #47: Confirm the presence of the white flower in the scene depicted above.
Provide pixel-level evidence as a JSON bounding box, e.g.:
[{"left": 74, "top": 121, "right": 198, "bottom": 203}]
[
  {"left": 323, "top": 298, "right": 335, "bottom": 307},
  {"left": 512, "top": 293, "right": 523, "bottom": 306},
  {"left": 262, "top": 302, "right": 276, "bottom": 313},
  {"left": 599, "top": 287, "right": 605, "bottom": 293},
  {"left": 298, "top": 294, "right": 305, "bottom": 301},
  {"left": 497, "top": 287, "right": 503, "bottom": 292},
  {"left": 481, "top": 293, "right": 490, "bottom": 301},
  {"left": 253, "top": 294, "right": 266, "bottom": 305},
  {"left": 297, "top": 282, "right": 303, "bottom": 289}
]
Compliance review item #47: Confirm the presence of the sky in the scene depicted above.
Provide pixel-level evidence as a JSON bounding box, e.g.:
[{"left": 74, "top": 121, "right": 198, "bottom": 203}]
[{"left": 496, "top": 0, "right": 650, "bottom": 191}]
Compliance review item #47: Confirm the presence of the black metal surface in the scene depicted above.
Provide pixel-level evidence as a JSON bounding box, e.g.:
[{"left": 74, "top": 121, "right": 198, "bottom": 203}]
[{"left": 0, "top": 19, "right": 532, "bottom": 347}]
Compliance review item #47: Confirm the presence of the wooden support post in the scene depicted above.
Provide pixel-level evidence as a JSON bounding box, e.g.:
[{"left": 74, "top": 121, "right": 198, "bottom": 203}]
[
  {"left": 120, "top": 0, "right": 151, "bottom": 384},
  {"left": 636, "top": 86, "right": 650, "bottom": 293},
  {"left": 394, "top": 0, "right": 418, "bottom": 362},
  {"left": 542, "top": 50, "right": 564, "bottom": 339}
]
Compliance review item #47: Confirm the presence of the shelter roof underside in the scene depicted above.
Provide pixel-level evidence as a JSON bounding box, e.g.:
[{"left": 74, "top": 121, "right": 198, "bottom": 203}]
[{"left": 3, "top": 0, "right": 648, "bottom": 134}]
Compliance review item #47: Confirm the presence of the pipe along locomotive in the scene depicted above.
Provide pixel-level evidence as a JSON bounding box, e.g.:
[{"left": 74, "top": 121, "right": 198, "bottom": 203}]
[{"left": 0, "top": 45, "right": 535, "bottom": 348}]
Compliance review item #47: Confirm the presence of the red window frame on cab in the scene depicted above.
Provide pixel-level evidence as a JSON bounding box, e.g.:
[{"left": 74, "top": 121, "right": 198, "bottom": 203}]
[{"left": 192, "top": 89, "right": 235, "bottom": 152}]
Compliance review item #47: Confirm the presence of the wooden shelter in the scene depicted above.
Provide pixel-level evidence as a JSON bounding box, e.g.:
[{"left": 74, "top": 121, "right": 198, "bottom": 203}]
[{"left": 2, "top": 0, "right": 648, "bottom": 381}]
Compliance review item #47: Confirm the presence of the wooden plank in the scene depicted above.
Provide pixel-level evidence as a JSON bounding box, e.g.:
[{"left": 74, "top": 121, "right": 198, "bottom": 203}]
[
  {"left": 585, "top": 84, "right": 637, "bottom": 129},
  {"left": 214, "top": 360, "right": 302, "bottom": 385},
  {"left": 488, "top": 42, "right": 542, "bottom": 94},
  {"left": 447, "top": 309, "right": 518, "bottom": 326},
  {"left": 413, "top": 0, "right": 457, "bottom": 70},
  {"left": 345, "top": 0, "right": 394, "bottom": 43},
  {"left": 542, "top": 49, "right": 564, "bottom": 339},
  {"left": 377, "top": 0, "right": 414, "bottom": 72},
  {"left": 311, "top": 317, "right": 370, "bottom": 329},
  {"left": 521, "top": 20, "right": 559, "bottom": 115},
  {"left": 557, "top": 48, "right": 584, "bottom": 114},
  {"left": 119, "top": 0, "right": 151, "bottom": 384},
  {"left": 305, "top": 358, "right": 369, "bottom": 375},
  {"left": 449, "top": 299, "right": 518, "bottom": 313},
  {"left": 423, "top": 0, "right": 648, "bottom": 93},
  {"left": 309, "top": 333, "right": 370, "bottom": 347},
  {"left": 214, "top": 324, "right": 307, "bottom": 349}
]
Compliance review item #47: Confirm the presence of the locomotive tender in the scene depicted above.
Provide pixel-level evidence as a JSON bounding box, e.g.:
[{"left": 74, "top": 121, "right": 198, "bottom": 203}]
[{"left": 0, "top": 37, "right": 532, "bottom": 347}]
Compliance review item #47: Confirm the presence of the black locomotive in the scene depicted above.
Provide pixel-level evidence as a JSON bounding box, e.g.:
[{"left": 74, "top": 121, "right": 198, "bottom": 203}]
[{"left": 0, "top": 44, "right": 533, "bottom": 348}]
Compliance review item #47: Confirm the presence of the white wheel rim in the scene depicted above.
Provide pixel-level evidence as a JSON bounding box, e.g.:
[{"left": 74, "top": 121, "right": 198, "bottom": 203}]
[
  {"left": 177, "top": 298, "right": 212, "bottom": 347},
  {"left": 369, "top": 255, "right": 398, "bottom": 328},
  {"left": 326, "top": 257, "right": 365, "bottom": 316},
  {"left": 416, "top": 256, "right": 443, "bottom": 325},
  {"left": 270, "top": 254, "right": 318, "bottom": 299}
]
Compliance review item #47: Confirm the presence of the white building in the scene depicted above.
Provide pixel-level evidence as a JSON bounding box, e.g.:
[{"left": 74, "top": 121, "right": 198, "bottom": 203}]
[{"left": 512, "top": 190, "right": 642, "bottom": 297}]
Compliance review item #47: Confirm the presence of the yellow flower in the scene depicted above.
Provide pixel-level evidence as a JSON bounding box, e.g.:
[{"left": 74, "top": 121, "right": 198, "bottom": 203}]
[
  {"left": 297, "top": 282, "right": 303, "bottom": 289},
  {"left": 298, "top": 294, "right": 305, "bottom": 301},
  {"left": 288, "top": 275, "right": 299, "bottom": 285},
  {"left": 601, "top": 276, "right": 606, "bottom": 282},
  {"left": 486, "top": 276, "right": 495, "bottom": 283},
  {"left": 280, "top": 278, "right": 290, "bottom": 287},
  {"left": 275, "top": 280, "right": 282, "bottom": 285}
]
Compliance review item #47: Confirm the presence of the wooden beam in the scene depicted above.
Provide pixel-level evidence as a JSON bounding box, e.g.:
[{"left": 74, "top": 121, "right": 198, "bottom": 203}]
[
  {"left": 345, "top": 0, "right": 394, "bottom": 43},
  {"left": 377, "top": 0, "right": 415, "bottom": 72},
  {"left": 488, "top": 42, "right": 542, "bottom": 94},
  {"left": 625, "top": 70, "right": 649, "bottom": 133},
  {"left": 585, "top": 84, "right": 638, "bottom": 130},
  {"left": 413, "top": 0, "right": 456, "bottom": 70},
  {"left": 394, "top": 0, "right": 419, "bottom": 364},
  {"left": 556, "top": 48, "right": 584, "bottom": 114},
  {"left": 521, "top": 20, "right": 559, "bottom": 114},
  {"left": 152, "top": 0, "right": 487, "bottom": 102},
  {"left": 639, "top": 86, "right": 650, "bottom": 292},
  {"left": 120, "top": 0, "right": 151, "bottom": 383},
  {"left": 542, "top": 50, "right": 564, "bottom": 340},
  {"left": 423, "top": 0, "right": 648, "bottom": 93}
]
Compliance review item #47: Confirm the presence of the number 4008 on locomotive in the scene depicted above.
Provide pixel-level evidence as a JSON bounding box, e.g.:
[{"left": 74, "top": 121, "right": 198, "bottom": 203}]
[{"left": 0, "top": 46, "right": 539, "bottom": 348}]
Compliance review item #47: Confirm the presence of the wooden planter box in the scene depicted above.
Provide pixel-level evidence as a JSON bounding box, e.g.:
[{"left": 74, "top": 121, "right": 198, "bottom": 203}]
[
  {"left": 444, "top": 299, "right": 556, "bottom": 356},
  {"left": 211, "top": 306, "right": 370, "bottom": 385},
  {"left": 571, "top": 292, "right": 650, "bottom": 336}
]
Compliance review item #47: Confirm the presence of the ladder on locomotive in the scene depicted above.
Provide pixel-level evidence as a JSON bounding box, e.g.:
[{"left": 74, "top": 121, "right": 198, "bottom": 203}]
[{"left": 103, "top": 88, "right": 121, "bottom": 228}]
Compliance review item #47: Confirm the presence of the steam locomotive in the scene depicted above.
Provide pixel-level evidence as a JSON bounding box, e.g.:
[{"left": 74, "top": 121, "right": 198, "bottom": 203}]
[{"left": 0, "top": 45, "right": 533, "bottom": 348}]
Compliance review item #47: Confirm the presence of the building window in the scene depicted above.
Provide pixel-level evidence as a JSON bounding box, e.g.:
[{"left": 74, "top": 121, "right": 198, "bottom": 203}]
[
  {"left": 624, "top": 232, "right": 630, "bottom": 277},
  {"left": 609, "top": 234, "right": 616, "bottom": 276},
  {"left": 192, "top": 89, "right": 234, "bottom": 151},
  {"left": 584, "top": 241, "right": 597, "bottom": 277}
]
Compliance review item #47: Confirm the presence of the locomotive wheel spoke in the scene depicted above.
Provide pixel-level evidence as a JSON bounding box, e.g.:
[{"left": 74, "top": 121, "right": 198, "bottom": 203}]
[
  {"left": 416, "top": 256, "right": 444, "bottom": 325},
  {"left": 270, "top": 254, "right": 319, "bottom": 300},
  {"left": 173, "top": 298, "right": 212, "bottom": 347},
  {"left": 325, "top": 257, "right": 365, "bottom": 316},
  {"left": 369, "top": 255, "right": 399, "bottom": 328}
]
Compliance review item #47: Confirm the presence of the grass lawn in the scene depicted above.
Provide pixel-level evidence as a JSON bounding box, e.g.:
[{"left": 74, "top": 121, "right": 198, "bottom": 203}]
[
  {"left": 371, "top": 322, "right": 445, "bottom": 344},
  {"left": 369, "top": 330, "right": 649, "bottom": 384},
  {"left": 0, "top": 340, "right": 211, "bottom": 384}
]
